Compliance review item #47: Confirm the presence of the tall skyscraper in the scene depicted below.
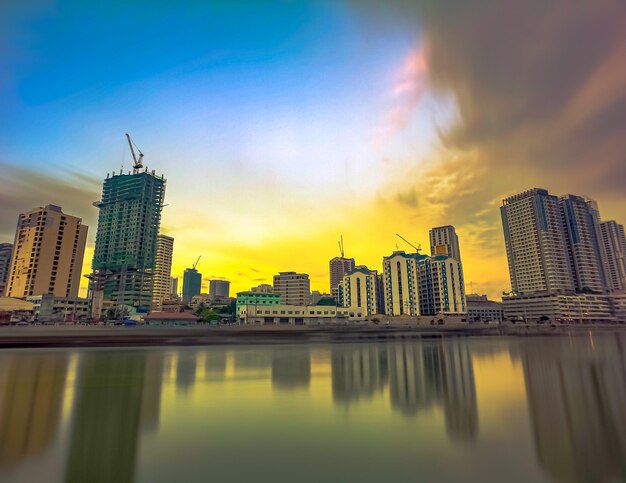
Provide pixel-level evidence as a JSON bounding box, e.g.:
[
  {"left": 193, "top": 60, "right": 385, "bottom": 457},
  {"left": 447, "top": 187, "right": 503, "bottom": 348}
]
[
  {"left": 209, "top": 280, "right": 230, "bottom": 300},
  {"left": 182, "top": 268, "right": 202, "bottom": 304},
  {"left": 501, "top": 189, "right": 575, "bottom": 295},
  {"left": 600, "top": 221, "right": 626, "bottom": 292},
  {"left": 559, "top": 195, "right": 607, "bottom": 293},
  {"left": 0, "top": 243, "right": 13, "bottom": 296},
  {"left": 273, "top": 272, "right": 310, "bottom": 306},
  {"left": 429, "top": 226, "right": 462, "bottom": 262},
  {"left": 91, "top": 167, "right": 166, "bottom": 313},
  {"left": 329, "top": 257, "right": 355, "bottom": 300},
  {"left": 7, "top": 205, "right": 87, "bottom": 299},
  {"left": 152, "top": 234, "right": 174, "bottom": 311}
]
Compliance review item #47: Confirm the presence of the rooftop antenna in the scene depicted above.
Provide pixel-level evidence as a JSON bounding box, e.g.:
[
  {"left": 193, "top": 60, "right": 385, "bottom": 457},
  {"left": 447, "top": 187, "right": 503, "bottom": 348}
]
[
  {"left": 396, "top": 233, "right": 421, "bottom": 253},
  {"left": 125, "top": 133, "right": 144, "bottom": 174}
]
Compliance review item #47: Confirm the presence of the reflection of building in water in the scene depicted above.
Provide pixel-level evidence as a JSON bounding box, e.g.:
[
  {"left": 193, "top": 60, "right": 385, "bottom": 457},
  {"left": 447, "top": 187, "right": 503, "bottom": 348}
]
[
  {"left": 387, "top": 341, "right": 478, "bottom": 441},
  {"left": 204, "top": 349, "right": 227, "bottom": 380},
  {"left": 520, "top": 335, "right": 626, "bottom": 483},
  {"left": 0, "top": 353, "right": 67, "bottom": 469},
  {"left": 440, "top": 341, "right": 478, "bottom": 441},
  {"left": 65, "top": 351, "right": 160, "bottom": 483},
  {"left": 388, "top": 342, "right": 437, "bottom": 415},
  {"left": 176, "top": 351, "right": 197, "bottom": 393},
  {"left": 140, "top": 352, "right": 165, "bottom": 432},
  {"left": 271, "top": 349, "right": 311, "bottom": 390},
  {"left": 331, "top": 344, "right": 388, "bottom": 404}
]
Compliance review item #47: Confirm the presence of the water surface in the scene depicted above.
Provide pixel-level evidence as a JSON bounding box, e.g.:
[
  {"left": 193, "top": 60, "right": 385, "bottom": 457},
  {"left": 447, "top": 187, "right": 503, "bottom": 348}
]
[{"left": 0, "top": 333, "right": 625, "bottom": 483}]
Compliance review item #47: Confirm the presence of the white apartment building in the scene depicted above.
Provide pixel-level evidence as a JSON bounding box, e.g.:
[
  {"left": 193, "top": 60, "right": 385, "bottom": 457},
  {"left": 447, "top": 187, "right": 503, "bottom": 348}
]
[
  {"left": 338, "top": 266, "right": 380, "bottom": 318},
  {"left": 152, "top": 234, "right": 174, "bottom": 311},
  {"left": 600, "top": 220, "right": 626, "bottom": 292},
  {"left": 272, "top": 272, "right": 310, "bottom": 306},
  {"left": 501, "top": 189, "right": 575, "bottom": 295},
  {"left": 419, "top": 256, "right": 466, "bottom": 315},
  {"left": 382, "top": 251, "right": 425, "bottom": 316},
  {"left": 382, "top": 251, "right": 466, "bottom": 317}
]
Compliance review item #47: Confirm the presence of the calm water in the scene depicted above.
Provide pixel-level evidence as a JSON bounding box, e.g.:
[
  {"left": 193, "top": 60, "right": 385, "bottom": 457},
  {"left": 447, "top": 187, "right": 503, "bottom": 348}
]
[{"left": 0, "top": 334, "right": 625, "bottom": 483}]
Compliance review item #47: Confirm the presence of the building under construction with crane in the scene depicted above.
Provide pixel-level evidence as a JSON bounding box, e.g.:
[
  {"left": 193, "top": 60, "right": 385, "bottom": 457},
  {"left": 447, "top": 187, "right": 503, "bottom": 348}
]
[{"left": 89, "top": 134, "right": 166, "bottom": 316}]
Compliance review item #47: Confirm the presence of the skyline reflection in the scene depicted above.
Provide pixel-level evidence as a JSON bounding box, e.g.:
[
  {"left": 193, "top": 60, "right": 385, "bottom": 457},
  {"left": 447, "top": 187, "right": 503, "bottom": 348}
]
[{"left": 0, "top": 335, "right": 623, "bottom": 483}]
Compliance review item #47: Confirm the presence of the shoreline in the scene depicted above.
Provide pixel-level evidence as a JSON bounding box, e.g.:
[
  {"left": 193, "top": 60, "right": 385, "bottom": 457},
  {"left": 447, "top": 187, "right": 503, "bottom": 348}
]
[{"left": 0, "top": 324, "right": 624, "bottom": 349}]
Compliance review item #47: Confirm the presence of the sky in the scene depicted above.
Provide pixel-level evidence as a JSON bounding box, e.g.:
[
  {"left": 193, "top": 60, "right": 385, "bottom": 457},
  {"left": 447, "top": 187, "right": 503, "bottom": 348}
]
[{"left": 1, "top": 0, "right": 625, "bottom": 299}]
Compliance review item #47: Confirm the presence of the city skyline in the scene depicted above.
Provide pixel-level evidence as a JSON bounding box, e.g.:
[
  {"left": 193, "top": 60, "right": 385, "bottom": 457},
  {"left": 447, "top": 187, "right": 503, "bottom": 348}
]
[{"left": 2, "top": 1, "right": 626, "bottom": 299}]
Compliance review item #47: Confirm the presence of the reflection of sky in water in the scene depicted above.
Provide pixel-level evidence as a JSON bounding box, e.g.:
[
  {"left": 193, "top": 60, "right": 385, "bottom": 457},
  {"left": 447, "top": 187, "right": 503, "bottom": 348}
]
[{"left": 0, "top": 334, "right": 624, "bottom": 483}]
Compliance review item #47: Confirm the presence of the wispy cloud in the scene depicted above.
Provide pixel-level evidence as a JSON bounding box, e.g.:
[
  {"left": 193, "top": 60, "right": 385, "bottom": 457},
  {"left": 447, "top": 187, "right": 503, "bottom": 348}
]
[{"left": 372, "top": 45, "right": 428, "bottom": 148}]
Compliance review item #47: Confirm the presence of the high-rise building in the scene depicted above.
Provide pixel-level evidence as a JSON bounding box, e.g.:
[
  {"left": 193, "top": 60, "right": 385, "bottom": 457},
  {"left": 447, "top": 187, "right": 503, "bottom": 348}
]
[
  {"left": 182, "top": 268, "right": 201, "bottom": 304},
  {"left": 382, "top": 250, "right": 466, "bottom": 317},
  {"left": 152, "top": 234, "right": 174, "bottom": 311},
  {"left": 338, "top": 266, "right": 381, "bottom": 316},
  {"left": 600, "top": 221, "right": 626, "bottom": 292},
  {"left": 91, "top": 168, "right": 166, "bottom": 313},
  {"left": 429, "top": 225, "right": 462, "bottom": 262},
  {"left": 170, "top": 277, "right": 179, "bottom": 298},
  {"left": 559, "top": 195, "right": 607, "bottom": 293},
  {"left": 501, "top": 189, "right": 575, "bottom": 295},
  {"left": 7, "top": 205, "right": 87, "bottom": 299},
  {"left": 418, "top": 256, "right": 466, "bottom": 315},
  {"left": 329, "top": 256, "right": 355, "bottom": 300},
  {"left": 0, "top": 243, "right": 13, "bottom": 296},
  {"left": 209, "top": 280, "right": 230, "bottom": 301},
  {"left": 273, "top": 272, "right": 310, "bottom": 306}
]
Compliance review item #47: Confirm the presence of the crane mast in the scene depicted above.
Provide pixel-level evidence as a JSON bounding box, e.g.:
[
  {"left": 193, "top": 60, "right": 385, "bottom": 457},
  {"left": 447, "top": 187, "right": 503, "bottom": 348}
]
[{"left": 125, "top": 133, "right": 144, "bottom": 174}]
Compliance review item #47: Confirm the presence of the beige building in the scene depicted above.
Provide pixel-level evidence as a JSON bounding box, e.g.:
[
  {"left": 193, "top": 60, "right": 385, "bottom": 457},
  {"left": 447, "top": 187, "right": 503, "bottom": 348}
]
[
  {"left": 152, "top": 234, "right": 174, "bottom": 311},
  {"left": 272, "top": 272, "right": 310, "bottom": 306},
  {"left": 7, "top": 205, "right": 87, "bottom": 299},
  {"left": 251, "top": 283, "right": 273, "bottom": 293}
]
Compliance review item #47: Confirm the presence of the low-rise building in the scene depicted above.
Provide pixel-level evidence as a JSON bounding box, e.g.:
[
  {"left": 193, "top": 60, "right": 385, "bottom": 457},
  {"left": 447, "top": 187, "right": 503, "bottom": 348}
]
[
  {"left": 502, "top": 293, "right": 614, "bottom": 323},
  {"left": 144, "top": 311, "right": 199, "bottom": 326},
  {"left": 0, "top": 297, "right": 34, "bottom": 324},
  {"left": 236, "top": 291, "right": 281, "bottom": 320},
  {"left": 239, "top": 304, "right": 351, "bottom": 325},
  {"left": 466, "top": 294, "right": 503, "bottom": 323},
  {"left": 25, "top": 294, "right": 90, "bottom": 322},
  {"left": 608, "top": 292, "right": 626, "bottom": 322}
]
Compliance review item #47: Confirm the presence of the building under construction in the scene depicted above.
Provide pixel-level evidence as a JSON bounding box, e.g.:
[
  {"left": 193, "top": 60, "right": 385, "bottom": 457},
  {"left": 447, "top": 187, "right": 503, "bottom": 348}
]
[{"left": 89, "top": 135, "right": 166, "bottom": 316}]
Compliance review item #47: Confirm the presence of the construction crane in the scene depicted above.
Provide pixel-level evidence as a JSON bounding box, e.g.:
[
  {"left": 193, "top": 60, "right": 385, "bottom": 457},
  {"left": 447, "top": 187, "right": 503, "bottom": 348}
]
[
  {"left": 338, "top": 235, "right": 345, "bottom": 258},
  {"left": 192, "top": 256, "right": 201, "bottom": 270},
  {"left": 396, "top": 233, "right": 421, "bottom": 253},
  {"left": 125, "top": 133, "right": 144, "bottom": 174}
]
